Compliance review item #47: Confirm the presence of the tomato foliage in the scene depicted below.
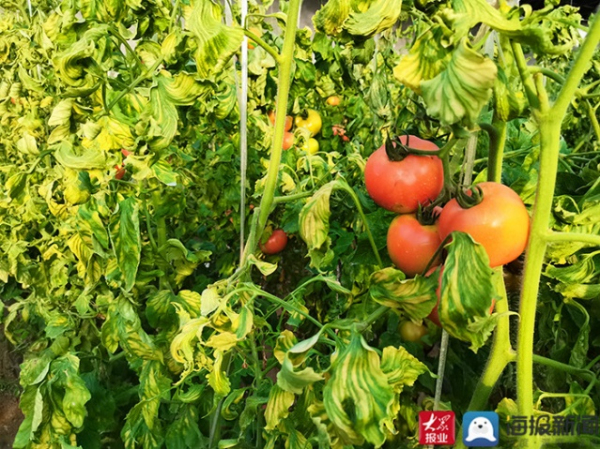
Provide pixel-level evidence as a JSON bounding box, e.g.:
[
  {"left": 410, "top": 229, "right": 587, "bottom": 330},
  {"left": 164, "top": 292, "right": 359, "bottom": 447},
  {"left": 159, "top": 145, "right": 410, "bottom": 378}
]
[{"left": 0, "top": 0, "right": 600, "bottom": 448}]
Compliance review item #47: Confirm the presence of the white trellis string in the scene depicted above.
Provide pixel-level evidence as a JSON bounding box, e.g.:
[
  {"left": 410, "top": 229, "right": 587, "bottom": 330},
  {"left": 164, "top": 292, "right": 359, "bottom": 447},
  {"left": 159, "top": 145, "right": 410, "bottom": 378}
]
[{"left": 239, "top": 0, "right": 248, "bottom": 263}]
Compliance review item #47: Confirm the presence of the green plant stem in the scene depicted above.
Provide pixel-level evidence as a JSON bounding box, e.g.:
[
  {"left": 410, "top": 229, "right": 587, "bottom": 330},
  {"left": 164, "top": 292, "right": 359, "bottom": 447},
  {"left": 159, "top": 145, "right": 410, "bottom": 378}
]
[
  {"left": 545, "top": 231, "right": 600, "bottom": 246},
  {"left": 249, "top": 334, "right": 264, "bottom": 448},
  {"left": 528, "top": 66, "right": 566, "bottom": 85},
  {"left": 553, "top": 15, "right": 600, "bottom": 119},
  {"left": 516, "top": 117, "right": 559, "bottom": 428},
  {"left": 491, "top": 117, "right": 507, "bottom": 183},
  {"left": 338, "top": 183, "right": 383, "bottom": 267},
  {"left": 109, "top": 27, "right": 143, "bottom": 70},
  {"left": 585, "top": 100, "right": 600, "bottom": 142},
  {"left": 514, "top": 19, "right": 600, "bottom": 445},
  {"left": 532, "top": 354, "right": 595, "bottom": 382},
  {"left": 243, "top": 29, "right": 281, "bottom": 63},
  {"left": 272, "top": 191, "right": 312, "bottom": 204},
  {"left": 241, "top": 0, "right": 301, "bottom": 266},
  {"left": 511, "top": 41, "right": 540, "bottom": 110},
  {"left": 102, "top": 58, "right": 163, "bottom": 116},
  {"left": 356, "top": 305, "right": 389, "bottom": 332}
]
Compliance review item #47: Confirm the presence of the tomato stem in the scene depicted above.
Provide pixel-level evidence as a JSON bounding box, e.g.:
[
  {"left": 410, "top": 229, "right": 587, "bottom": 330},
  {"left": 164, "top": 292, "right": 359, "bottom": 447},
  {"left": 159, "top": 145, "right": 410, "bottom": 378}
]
[
  {"left": 338, "top": 182, "right": 384, "bottom": 267},
  {"left": 241, "top": 0, "right": 301, "bottom": 266},
  {"left": 242, "top": 28, "right": 281, "bottom": 63},
  {"left": 515, "top": 15, "right": 600, "bottom": 448}
]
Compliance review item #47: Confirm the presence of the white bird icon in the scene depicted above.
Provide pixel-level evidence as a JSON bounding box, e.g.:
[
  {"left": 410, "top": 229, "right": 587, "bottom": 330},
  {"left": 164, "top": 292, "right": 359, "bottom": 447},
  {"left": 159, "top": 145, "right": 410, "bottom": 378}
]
[{"left": 423, "top": 414, "right": 438, "bottom": 431}]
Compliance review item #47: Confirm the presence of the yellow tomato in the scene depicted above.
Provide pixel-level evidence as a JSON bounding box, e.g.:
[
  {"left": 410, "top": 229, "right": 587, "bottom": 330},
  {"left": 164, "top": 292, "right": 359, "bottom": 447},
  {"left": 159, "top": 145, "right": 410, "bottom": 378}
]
[
  {"left": 294, "top": 109, "right": 322, "bottom": 136},
  {"left": 302, "top": 138, "right": 319, "bottom": 155}
]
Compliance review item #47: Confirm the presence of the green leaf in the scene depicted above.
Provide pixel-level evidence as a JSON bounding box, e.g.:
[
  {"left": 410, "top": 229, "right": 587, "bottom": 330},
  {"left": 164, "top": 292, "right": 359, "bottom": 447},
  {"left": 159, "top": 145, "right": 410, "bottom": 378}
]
[
  {"left": 421, "top": 39, "right": 497, "bottom": 126},
  {"left": 277, "top": 355, "right": 324, "bottom": 395},
  {"left": 152, "top": 159, "right": 179, "bottom": 186},
  {"left": 201, "top": 286, "right": 223, "bottom": 317},
  {"left": 438, "top": 232, "right": 499, "bottom": 352},
  {"left": 207, "top": 350, "right": 231, "bottom": 397},
  {"left": 380, "top": 346, "right": 429, "bottom": 393},
  {"left": 185, "top": 0, "right": 244, "bottom": 80},
  {"left": 54, "top": 141, "right": 107, "bottom": 170},
  {"left": 369, "top": 267, "right": 437, "bottom": 321},
  {"left": 344, "top": 0, "right": 402, "bottom": 37},
  {"left": 109, "top": 197, "right": 141, "bottom": 291},
  {"left": 63, "top": 372, "right": 92, "bottom": 428},
  {"left": 393, "top": 28, "right": 450, "bottom": 94},
  {"left": 265, "top": 385, "right": 295, "bottom": 431},
  {"left": 248, "top": 254, "right": 278, "bottom": 276},
  {"left": 323, "top": 331, "right": 395, "bottom": 447},
  {"left": 77, "top": 201, "right": 110, "bottom": 250},
  {"left": 313, "top": 0, "right": 351, "bottom": 36},
  {"left": 299, "top": 181, "right": 342, "bottom": 269}
]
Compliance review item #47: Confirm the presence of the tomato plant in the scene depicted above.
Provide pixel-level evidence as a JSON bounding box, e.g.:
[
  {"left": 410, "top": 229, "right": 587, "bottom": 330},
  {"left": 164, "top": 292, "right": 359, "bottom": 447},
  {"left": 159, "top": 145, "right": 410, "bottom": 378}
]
[
  {"left": 364, "top": 135, "right": 444, "bottom": 213},
  {"left": 438, "top": 182, "right": 530, "bottom": 267},
  {"left": 387, "top": 214, "right": 442, "bottom": 277},
  {"left": 1, "top": 0, "right": 600, "bottom": 448}
]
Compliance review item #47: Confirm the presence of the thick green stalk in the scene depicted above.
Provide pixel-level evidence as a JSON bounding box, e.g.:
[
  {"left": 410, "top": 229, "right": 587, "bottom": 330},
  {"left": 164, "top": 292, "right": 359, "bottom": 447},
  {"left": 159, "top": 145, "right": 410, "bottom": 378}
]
[
  {"left": 516, "top": 117, "right": 559, "bottom": 431},
  {"left": 516, "top": 16, "right": 600, "bottom": 437},
  {"left": 241, "top": 0, "right": 301, "bottom": 265}
]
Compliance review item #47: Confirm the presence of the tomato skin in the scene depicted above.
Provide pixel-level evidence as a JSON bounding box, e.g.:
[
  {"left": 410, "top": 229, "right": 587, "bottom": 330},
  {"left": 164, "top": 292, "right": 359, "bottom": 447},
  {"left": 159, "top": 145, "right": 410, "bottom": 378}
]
[
  {"left": 387, "top": 214, "right": 442, "bottom": 277},
  {"left": 302, "top": 138, "right": 319, "bottom": 155},
  {"left": 426, "top": 266, "right": 496, "bottom": 327},
  {"left": 437, "top": 182, "right": 530, "bottom": 267},
  {"left": 326, "top": 96, "right": 340, "bottom": 106},
  {"left": 282, "top": 132, "right": 294, "bottom": 150},
  {"left": 294, "top": 109, "right": 322, "bottom": 136},
  {"left": 364, "top": 135, "right": 444, "bottom": 213},
  {"left": 268, "top": 111, "right": 293, "bottom": 131},
  {"left": 398, "top": 321, "right": 428, "bottom": 342},
  {"left": 260, "top": 229, "right": 288, "bottom": 255},
  {"left": 115, "top": 165, "right": 126, "bottom": 180}
]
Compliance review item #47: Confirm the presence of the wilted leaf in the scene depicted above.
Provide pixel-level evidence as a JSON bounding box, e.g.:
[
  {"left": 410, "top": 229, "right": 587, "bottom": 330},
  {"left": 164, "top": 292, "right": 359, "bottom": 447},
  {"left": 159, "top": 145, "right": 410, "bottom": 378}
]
[
  {"left": 369, "top": 267, "right": 437, "bottom": 321},
  {"left": 438, "top": 232, "right": 499, "bottom": 352},
  {"left": 421, "top": 39, "right": 497, "bottom": 126},
  {"left": 323, "top": 331, "right": 395, "bottom": 447}
]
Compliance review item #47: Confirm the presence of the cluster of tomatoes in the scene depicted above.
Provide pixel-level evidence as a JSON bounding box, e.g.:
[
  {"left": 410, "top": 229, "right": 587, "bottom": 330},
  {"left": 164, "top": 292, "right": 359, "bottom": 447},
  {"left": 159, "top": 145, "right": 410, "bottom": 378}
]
[
  {"left": 365, "top": 135, "right": 530, "bottom": 338},
  {"left": 268, "top": 108, "right": 322, "bottom": 154}
]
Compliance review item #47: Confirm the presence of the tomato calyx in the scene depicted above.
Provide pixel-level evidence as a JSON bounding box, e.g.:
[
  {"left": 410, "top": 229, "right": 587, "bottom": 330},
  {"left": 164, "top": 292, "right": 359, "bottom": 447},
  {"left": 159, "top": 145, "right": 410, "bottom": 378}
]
[
  {"left": 455, "top": 185, "right": 485, "bottom": 209},
  {"left": 384, "top": 135, "right": 443, "bottom": 162},
  {"left": 415, "top": 204, "right": 440, "bottom": 226}
]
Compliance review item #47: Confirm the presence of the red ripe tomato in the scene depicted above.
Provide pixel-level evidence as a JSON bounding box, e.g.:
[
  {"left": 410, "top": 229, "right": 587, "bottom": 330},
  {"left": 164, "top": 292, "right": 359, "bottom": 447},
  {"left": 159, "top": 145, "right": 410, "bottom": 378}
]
[
  {"left": 387, "top": 214, "right": 442, "bottom": 277},
  {"left": 115, "top": 165, "right": 126, "bottom": 180},
  {"left": 260, "top": 229, "right": 288, "bottom": 255},
  {"left": 282, "top": 132, "right": 294, "bottom": 150},
  {"left": 364, "top": 135, "right": 444, "bottom": 213},
  {"left": 437, "top": 182, "right": 530, "bottom": 267},
  {"left": 426, "top": 266, "right": 496, "bottom": 327}
]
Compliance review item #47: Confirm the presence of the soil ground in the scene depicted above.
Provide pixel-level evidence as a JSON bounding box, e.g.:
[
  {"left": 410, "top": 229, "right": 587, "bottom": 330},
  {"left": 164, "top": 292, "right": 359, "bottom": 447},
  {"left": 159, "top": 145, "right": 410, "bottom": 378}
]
[{"left": 0, "top": 332, "right": 22, "bottom": 449}]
